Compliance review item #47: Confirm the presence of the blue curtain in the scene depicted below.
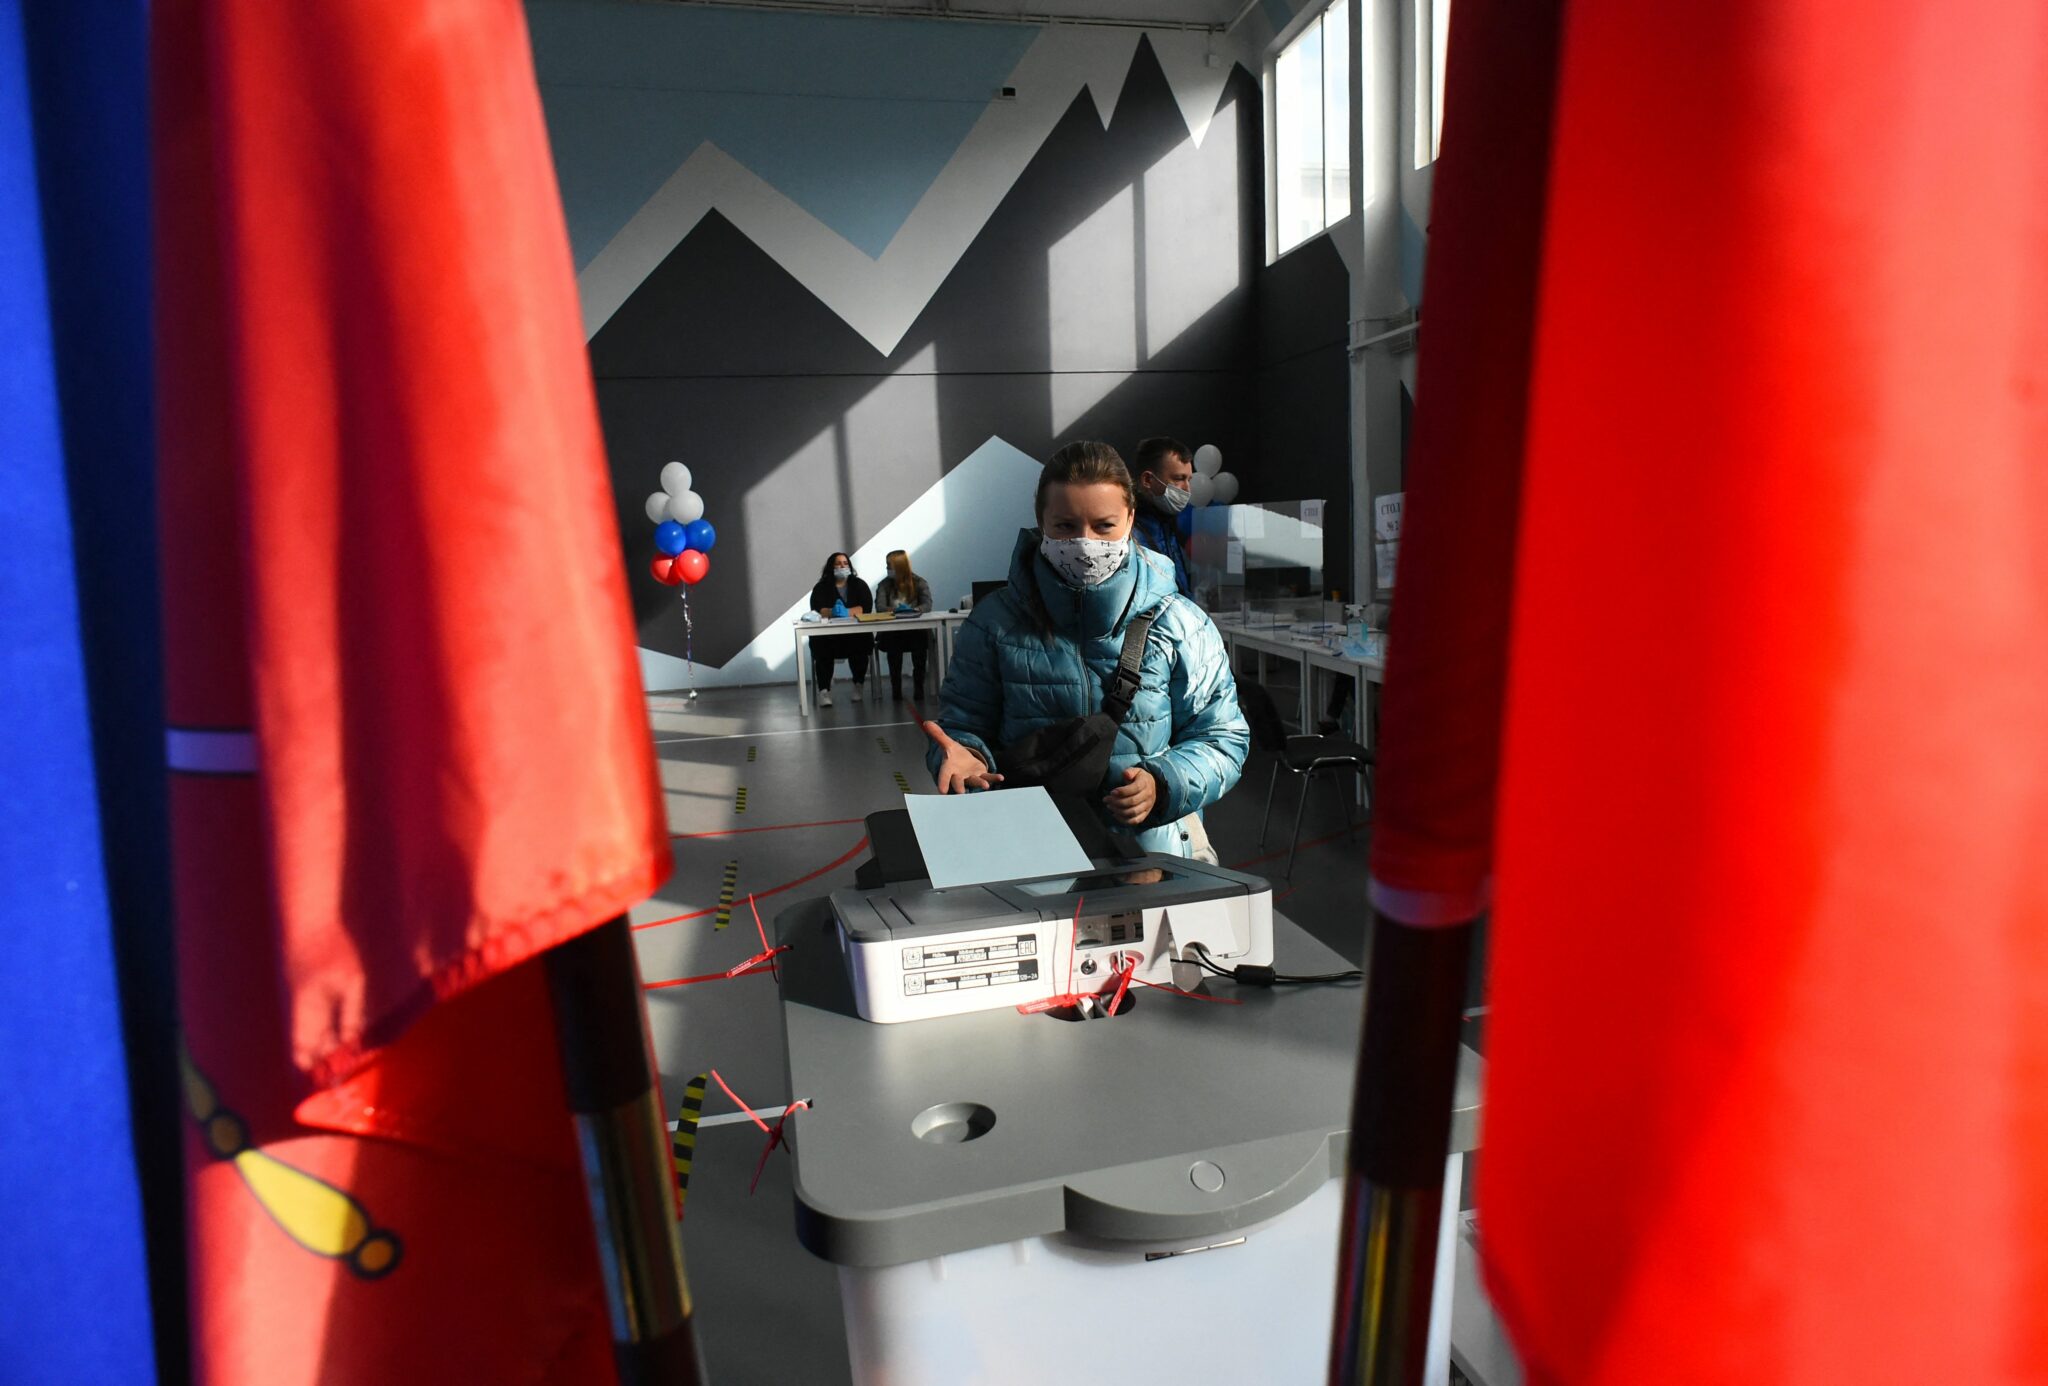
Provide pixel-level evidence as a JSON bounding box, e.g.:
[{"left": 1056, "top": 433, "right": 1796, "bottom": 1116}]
[{"left": 1, "top": 0, "right": 168, "bottom": 1378}]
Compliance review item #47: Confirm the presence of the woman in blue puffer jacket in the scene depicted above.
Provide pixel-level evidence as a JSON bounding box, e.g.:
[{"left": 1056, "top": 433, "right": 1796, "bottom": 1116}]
[{"left": 923, "top": 441, "right": 1248, "bottom": 858}]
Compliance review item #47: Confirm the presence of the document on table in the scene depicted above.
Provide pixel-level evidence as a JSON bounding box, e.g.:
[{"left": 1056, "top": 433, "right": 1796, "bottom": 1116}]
[{"left": 903, "top": 785, "right": 1095, "bottom": 889}]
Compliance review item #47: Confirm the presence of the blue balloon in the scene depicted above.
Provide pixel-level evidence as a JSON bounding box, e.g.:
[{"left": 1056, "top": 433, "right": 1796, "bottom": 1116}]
[
  {"left": 685, "top": 518, "right": 717, "bottom": 553},
  {"left": 654, "top": 520, "right": 688, "bottom": 556}
]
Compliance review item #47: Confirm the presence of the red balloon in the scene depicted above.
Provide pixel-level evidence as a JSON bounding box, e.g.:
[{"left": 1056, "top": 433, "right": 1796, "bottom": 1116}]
[
  {"left": 676, "top": 549, "right": 710, "bottom": 585},
  {"left": 650, "top": 554, "right": 683, "bottom": 586}
]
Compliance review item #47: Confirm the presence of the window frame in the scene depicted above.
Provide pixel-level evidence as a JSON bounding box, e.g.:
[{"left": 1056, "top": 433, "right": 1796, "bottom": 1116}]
[
  {"left": 1264, "top": 0, "right": 1354, "bottom": 262},
  {"left": 1414, "top": 0, "right": 1450, "bottom": 169}
]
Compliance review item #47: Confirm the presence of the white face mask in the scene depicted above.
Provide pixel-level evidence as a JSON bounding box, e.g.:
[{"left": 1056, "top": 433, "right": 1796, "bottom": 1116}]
[
  {"left": 1039, "top": 535, "right": 1129, "bottom": 588},
  {"left": 832, "top": 566, "right": 851, "bottom": 579},
  {"left": 1154, "top": 483, "right": 1191, "bottom": 515}
]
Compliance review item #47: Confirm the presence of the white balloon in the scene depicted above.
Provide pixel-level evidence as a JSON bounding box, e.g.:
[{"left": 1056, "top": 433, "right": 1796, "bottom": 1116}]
[
  {"left": 1193, "top": 444, "right": 1223, "bottom": 477},
  {"left": 643, "top": 491, "right": 673, "bottom": 524},
  {"left": 1189, "top": 473, "right": 1217, "bottom": 507},
  {"left": 1211, "top": 471, "right": 1240, "bottom": 504},
  {"left": 667, "top": 489, "right": 706, "bottom": 525},
  {"left": 660, "top": 461, "right": 693, "bottom": 497}
]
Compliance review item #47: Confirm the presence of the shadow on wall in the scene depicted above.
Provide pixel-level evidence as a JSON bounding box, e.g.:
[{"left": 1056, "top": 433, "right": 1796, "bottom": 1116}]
[{"left": 589, "top": 38, "right": 1266, "bottom": 687}]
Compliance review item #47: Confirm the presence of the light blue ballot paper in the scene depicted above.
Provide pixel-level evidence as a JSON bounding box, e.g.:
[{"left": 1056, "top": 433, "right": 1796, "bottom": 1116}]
[{"left": 902, "top": 786, "right": 1095, "bottom": 890}]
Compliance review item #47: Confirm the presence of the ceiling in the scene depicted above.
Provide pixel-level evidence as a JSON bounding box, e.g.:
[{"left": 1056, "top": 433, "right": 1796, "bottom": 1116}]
[{"left": 656, "top": 0, "right": 1256, "bottom": 33}]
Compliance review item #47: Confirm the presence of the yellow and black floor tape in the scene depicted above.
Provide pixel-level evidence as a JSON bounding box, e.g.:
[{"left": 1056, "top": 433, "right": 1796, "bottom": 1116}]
[
  {"left": 876, "top": 736, "right": 891, "bottom": 754},
  {"left": 746, "top": 744, "right": 757, "bottom": 762},
  {"left": 713, "top": 859, "right": 739, "bottom": 930},
  {"left": 671, "top": 1073, "right": 707, "bottom": 1218},
  {"left": 733, "top": 785, "right": 747, "bottom": 814},
  {"left": 892, "top": 771, "right": 911, "bottom": 792}
]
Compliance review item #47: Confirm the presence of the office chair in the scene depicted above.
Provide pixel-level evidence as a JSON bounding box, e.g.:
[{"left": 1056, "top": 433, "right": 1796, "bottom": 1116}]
[{"left": 1237, "top": 681, "right": 1373, "bottom": 878}]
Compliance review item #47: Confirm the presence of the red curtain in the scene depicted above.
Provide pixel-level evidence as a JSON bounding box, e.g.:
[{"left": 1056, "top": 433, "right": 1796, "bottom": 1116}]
[
  {"left": 1476, "top": 3, "right": 2048, "bottom": 1380},
  {"left": 155, "top": 2, "right": 668, "bottom": 1379}
]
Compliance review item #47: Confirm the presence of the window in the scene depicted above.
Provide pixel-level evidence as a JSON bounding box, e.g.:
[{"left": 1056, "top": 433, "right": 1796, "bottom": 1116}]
[
  {"left": 1415, "top": 0, "right": 1451, "bottom": 168},
  {"left": 1269, "top": 0, "right": 1351, "bottom": 257}
]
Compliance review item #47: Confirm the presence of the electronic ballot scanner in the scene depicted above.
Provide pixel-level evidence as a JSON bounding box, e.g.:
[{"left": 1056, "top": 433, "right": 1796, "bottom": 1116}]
[{"left": 832, "top": 793, "right": 1274, "bottom": 1023}]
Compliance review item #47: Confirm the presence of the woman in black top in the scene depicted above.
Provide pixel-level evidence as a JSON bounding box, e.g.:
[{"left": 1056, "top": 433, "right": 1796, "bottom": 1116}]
[{"left": 807, "top": 551, "right": 874, "bottom": 705}]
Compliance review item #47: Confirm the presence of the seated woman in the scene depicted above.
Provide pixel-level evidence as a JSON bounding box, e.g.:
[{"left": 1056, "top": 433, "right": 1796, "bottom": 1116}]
[
  {"left": 922, "top": 442, "right": 1248, "bottom": 859},
  {"left": 808, "top": 551, "right": 873, "bottom": 706},
  {"left": 872, "top": 548, "right": 934, "bottom": 702}
]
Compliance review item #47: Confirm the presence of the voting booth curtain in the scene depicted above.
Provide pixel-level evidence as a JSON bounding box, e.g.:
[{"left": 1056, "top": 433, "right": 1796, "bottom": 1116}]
[
  {"left": 1376, "top": 1, "right": 2048, "bottom": 1382},
  {"left": 1, "top": 3, "right": 162, "bottom": 1380},
  {"left": 152, "top": 2, "right": 679, "bottom": 1381}
]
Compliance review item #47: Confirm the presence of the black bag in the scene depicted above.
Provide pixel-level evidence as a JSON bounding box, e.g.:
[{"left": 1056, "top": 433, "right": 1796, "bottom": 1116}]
[{"left": 996, "top": 612, "right": 1157, "bottom": 796}]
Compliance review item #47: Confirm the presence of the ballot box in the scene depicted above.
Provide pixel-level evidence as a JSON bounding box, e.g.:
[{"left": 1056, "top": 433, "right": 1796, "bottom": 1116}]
[{"left": 774, "top": 897, "right": 1482, "bottom": 1385}]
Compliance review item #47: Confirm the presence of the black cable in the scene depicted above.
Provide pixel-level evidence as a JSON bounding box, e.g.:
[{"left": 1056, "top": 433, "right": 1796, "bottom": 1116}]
[{"left": 1184, "top": 942, "right": 1362, "bottom": 987}]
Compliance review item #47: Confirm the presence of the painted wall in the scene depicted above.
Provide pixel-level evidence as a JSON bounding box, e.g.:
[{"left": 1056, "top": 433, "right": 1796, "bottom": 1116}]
[
  {"left": 1253, "top": 232, "right": 1355, "bottom": 596},
  {"left": 529, "top": 3, "right": 1281, "bottom": 688}
]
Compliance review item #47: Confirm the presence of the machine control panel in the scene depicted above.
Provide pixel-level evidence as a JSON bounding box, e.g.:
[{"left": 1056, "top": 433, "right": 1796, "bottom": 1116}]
[
  {"left": 901, "top": 934, "right": 1041, "bottom": 997},
  {"left": 1075, "top": 910, "right": 1145, "bottom": 950},
  {"left": 831, "top": 852, "right": 1273, "bottom": 1023},
  {"left": 901, "top": 935, "right": 1038, "bottom": 971},
  {"left": 903, "top": 959, "right": 1040, "bottom": 996}
]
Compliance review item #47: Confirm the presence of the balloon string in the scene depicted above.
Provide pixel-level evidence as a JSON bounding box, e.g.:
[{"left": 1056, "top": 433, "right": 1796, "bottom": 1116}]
[{"left": 680, "top": 586, "right": 696, "bottom": 694}]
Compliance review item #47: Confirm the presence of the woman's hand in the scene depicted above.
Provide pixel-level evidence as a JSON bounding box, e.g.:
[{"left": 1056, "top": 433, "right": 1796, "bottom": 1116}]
[
  {"left": 1105, "top": 765, "right": 1158, "bottom": 825},
  {"left": 927, "top": 722, "right": 1004, "bottom": 794}
]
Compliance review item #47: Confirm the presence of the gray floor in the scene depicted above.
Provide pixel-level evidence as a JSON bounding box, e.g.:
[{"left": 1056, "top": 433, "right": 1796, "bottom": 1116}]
[{"left": 636, "top": 672, "right": 1422, "bottom": 1384}]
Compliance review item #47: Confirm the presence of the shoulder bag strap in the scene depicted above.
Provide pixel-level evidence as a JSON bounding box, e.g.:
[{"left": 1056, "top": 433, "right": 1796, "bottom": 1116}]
[{"left": 1100, "top": 611, "right": 1158, "bottom": 725}]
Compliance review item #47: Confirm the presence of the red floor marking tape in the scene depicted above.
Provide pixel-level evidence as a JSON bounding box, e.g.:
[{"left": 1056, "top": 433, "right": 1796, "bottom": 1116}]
[
  {"left": 633, "top": 835, "right": 871, "bottom": 932},
  {"left": 747, "top": 893, "right": 780, "bottom": 981},
  {"left": 642, "top": 958, "right": 780, "bottom": 990}
]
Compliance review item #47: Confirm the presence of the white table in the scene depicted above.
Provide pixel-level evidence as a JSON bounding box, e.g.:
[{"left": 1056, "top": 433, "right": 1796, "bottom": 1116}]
[
  {"left": 1214, "top": 623, "right": 1321, "bottom": 731},
  {"left": 1215, "top": 622, "right": 1384, "bottom": 759},
  {"left": 794, "top": 610, "right": 969, "bottom": 717},
  {"left": 1303, "top": 645, "right": 1385, "bottom": 751}
]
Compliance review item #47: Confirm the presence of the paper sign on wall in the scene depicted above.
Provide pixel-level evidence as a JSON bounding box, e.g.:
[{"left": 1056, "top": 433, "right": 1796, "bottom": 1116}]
[
  {"left": 1226, "top": 539, "right": 1245, "bottom": 575},
  {"left": 1374, "top": 492, "right": 1405, "bottom": 541},
  {"left": 1375, "top": 541, "right": 1399, "bottom": 589},
  {"left": 1301, "top": 500, "right": 1324, "bottom": 528}
]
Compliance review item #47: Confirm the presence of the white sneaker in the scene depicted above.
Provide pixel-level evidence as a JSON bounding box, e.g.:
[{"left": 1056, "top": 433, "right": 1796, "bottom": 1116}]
[
  {"left": 851, "top": 682, "right": 865, "bottom": 703},
  {"left": 818, "top": 688, "right": 833, "bottom": 706}
]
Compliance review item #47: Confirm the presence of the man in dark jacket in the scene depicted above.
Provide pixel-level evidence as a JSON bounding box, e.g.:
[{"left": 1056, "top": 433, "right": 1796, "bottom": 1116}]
[{"left": 1130, "top": 435, "right": 1195, "bottom": 599}]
